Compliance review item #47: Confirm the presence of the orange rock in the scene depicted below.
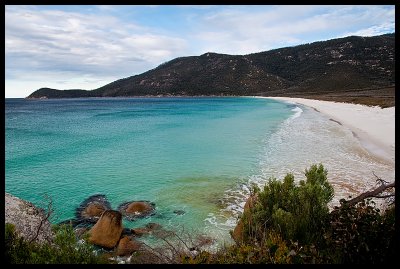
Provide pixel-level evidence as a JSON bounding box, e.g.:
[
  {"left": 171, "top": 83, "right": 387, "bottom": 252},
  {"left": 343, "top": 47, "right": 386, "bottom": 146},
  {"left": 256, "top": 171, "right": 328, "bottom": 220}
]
[
  {"left": 126, "top": 202, "right": 153, "bottom": 214},
  {"left": 231, "top": 194, "right": 258, "bottom": 243},
  {"left": 116, "top": 236, "right": 142, "bottom": 256},
  {"left": 243, "top": 194, "right": 258, "bottom": 212},
  {"left": 88, "top": 210, "right": 123, "bottom": 249},
  {"left": 232, "top": 219, "right": 244, "bottom": 243},
  {"left": 82, "top": 203, "right": 106, "bottom": 218},
  {"left": 131, "top": 227, "right": 151, "bottom": 236}
]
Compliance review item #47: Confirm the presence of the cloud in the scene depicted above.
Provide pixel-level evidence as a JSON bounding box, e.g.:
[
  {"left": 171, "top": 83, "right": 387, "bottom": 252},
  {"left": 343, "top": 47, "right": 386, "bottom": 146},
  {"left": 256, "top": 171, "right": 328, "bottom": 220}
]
[
  {"left": 5, "top": 5, "right": 394, "bottom": 97},
  {"left": 192, "top": 5, "right": 395, "bottom": 54},
  {"left": 5, "top": 6, "right": 188, "bottom": 96}
]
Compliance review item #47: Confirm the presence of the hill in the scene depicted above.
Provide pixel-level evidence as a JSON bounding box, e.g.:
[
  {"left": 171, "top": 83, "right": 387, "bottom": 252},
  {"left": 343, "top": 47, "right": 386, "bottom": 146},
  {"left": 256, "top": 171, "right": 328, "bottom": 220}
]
[{"left": 27, "top": 33, "right": 395, "bottom": 106}]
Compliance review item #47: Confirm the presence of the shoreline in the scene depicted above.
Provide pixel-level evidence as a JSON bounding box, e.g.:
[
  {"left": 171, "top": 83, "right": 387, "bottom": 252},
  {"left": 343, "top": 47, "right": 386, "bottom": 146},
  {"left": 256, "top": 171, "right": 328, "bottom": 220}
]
[{"left": 262, "top": 97, "right": 395, "bottom": 167}]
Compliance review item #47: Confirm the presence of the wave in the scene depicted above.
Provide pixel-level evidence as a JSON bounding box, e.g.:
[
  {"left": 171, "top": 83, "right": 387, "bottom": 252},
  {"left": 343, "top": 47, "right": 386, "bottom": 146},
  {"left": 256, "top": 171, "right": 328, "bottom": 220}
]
[
  {"left": 204, "top": 104, "right": 394, "bottom": 239},
  {"left": 289, "top": 106, "right": 303, "bottom": 120}
]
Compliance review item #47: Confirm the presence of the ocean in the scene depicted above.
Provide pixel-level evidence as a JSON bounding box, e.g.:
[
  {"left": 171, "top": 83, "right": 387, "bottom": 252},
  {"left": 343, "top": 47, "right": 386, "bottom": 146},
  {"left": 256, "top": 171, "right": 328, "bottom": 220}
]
[{"left": 5, "top": 97, "right": 394, "bottom": 246}]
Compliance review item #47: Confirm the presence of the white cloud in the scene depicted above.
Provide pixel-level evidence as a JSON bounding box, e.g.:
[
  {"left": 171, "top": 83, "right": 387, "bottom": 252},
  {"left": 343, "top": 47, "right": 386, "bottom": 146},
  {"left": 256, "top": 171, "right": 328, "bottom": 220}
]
[
  {"left": 192, "top": 5, "right": 395, "bottom": 55},
  {"left": 5, "top": 5, "right": 395, "bottom": 98},
  {"left": 5, "top": 6, "right": 188, "bottom": 97}
]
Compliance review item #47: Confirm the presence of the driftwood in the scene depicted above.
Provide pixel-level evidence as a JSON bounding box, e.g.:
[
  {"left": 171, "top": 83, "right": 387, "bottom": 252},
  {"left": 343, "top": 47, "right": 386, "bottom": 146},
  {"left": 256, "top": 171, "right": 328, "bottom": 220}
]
[{"left": 342, "top": 172, "right": 395, "bottom": 207}]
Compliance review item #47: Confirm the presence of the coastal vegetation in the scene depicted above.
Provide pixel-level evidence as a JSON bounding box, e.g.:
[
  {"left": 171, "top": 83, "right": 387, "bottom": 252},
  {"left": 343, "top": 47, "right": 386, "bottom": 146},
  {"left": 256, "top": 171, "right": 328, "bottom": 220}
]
[
  {"left": 5, "top": 164, "right": 395, "bottom": 264},
  {"left": 5, "top": 223, "right": 109, "bottom": 264},
  {"left": 27, "top": 33, "right": 395, "bottom": 107}
]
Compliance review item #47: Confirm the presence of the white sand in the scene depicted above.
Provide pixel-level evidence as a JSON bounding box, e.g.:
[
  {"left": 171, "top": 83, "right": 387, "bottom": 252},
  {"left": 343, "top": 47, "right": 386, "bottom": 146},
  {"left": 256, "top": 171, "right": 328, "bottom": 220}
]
[{"left": 264, "top": 97, "right": 395, "bottom": 166}]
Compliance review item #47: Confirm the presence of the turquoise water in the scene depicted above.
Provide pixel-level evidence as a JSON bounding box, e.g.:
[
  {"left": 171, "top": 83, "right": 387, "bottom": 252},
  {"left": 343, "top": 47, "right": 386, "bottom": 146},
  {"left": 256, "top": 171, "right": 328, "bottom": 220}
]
[{"left": 5, "top": 97, "right": 295, "bottom": 243}]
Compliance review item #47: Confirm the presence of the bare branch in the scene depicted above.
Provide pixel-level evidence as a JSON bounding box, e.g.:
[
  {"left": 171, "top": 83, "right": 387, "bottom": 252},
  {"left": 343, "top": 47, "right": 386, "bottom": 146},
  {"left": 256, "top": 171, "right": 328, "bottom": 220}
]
[
  {"left": 29, "top": 194, "right": 53, "bottom": 243},
  {"left": 373, "top": 194, "right": 395, "bottom": 199},
  {"left": 342, "top": 180, "right": 395, "bottom": 207},
  {"left": 373, "top": 171, "right": 389, "bottom": 185}
]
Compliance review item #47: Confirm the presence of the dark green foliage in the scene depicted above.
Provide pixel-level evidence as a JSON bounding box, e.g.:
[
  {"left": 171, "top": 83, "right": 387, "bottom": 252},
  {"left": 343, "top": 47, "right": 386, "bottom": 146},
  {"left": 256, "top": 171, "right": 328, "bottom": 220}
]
[
  {"left": 5, "top": 223, "right": 109, "bottom": 264},
  {"left": 27, "top": 33, "right": 394, "bottom": 107},
  {"left": 324, "top": 199, "right": 395, "bottom": 263},
  {"left": 201, "top": 163, "right": 395, "bottom": 264},
  {"left": 28, "top": 88, "right": 94, "bottom": 99},
  {"left": 246, "top": 164, "right": 333, "bottom": 245}
]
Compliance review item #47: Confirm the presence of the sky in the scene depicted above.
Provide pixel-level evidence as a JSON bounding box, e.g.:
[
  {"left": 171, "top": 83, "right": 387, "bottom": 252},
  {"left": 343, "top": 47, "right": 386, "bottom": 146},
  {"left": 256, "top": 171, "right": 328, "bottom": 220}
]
[{"left": 5, "top": 5, "right": 395, "bottom": 98}]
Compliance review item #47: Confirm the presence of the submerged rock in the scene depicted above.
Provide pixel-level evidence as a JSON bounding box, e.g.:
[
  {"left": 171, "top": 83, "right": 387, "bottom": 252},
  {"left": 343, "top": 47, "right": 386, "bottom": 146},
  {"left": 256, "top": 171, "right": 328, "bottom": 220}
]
[
  {"left": 75, "top": 194, "right": 112, "bottom": 224},
  {"left": 173, "top": 209, "right": 186, "bottom": 215},
  {"left": 131, "top": 227, "right": 151, "bottom": 237},
  {"left": 131, "top": 222, "right": 163, "bottom": 237},
  {"left": 117, "top": 201, "right": 156, "bottom": 220},
  {"left": 145, "top": 222, "right": 162, "bottom": 230},
  {"left": 88, "top": 210, "right": 123, "bottom": 249}
]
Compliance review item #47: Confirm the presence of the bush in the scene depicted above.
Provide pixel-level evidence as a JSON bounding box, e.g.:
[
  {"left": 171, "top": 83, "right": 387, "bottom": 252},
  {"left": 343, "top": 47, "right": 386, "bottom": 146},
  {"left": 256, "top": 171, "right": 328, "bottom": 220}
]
[
  {"left": 181, "top": 164, "right": 395, "bottom": 264},
  {"left": 324, "top": 199, "right": 396, "bottom": 263},
  {"left": 244, "top": 164, "right": 333, "bottom": 245},
  {"left": 5, "top": 223, "right": 109, "bottom": 264}
]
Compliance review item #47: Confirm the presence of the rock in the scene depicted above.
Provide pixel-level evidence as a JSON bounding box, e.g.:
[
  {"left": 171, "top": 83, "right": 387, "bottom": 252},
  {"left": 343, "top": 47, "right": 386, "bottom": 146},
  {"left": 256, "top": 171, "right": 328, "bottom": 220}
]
[
  {"left": 82, "top": 203, "right": 107, "bottom": 218},
  {"left": 126, "top": 202, "right": 152, "bottom": 214},
  {"left": 231, "top": 219, "right": 244, "bottom": 243},
  {"left": 5, "top": 192, "right": 53, "bottom": 244},
  {"left": 231, "top": 194, "right": 258, "bottom": 243},
  {"left": 243, "top": 193, "right": 258, "bottom": 212},
  {"left": 88, "top": 210, "right": 123, "bottom": 249},
  {"left": 131, "top": 222, "right": 162, "bottom": 237},
  {"left": 116, "top": 236, "right": 142, "bottom": 256},
  {"left": 121, "top": 228, "right": 133, "bottom": 236},
  {"left": 131, "top": 227, "right": 151, "bottom": 236},
  {"left": 173, "top": 210, "right": 185, "bottom": 215},
  {"left": 145, "top": 222, "right": 162, "bottom": 230},
  {"left": 75, "top": 194, "right": 112, "bottom": 224},
  {"left": 117, "top": 201, "right": 156, "bottom": 220}
]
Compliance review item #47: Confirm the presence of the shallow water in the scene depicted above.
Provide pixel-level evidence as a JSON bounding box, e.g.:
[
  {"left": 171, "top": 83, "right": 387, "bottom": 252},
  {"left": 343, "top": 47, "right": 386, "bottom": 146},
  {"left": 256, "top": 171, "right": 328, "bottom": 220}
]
[
  {"left": 5, "top": 97, "right": 394, "bottom": 246},
  {"left": 5, "top": 97, "right": 292, "bottom": 242}
]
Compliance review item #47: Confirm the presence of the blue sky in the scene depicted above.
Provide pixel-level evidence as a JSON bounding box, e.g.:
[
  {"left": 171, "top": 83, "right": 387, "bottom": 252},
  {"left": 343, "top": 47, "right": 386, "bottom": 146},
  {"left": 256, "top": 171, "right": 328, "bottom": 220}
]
[{"left": 5, "top": 5, "right": 395, "bottom": 98}]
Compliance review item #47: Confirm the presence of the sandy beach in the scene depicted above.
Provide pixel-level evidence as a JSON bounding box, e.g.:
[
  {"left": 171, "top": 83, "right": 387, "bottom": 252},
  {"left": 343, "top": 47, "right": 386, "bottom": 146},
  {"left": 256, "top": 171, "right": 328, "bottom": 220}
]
[{"left": 265, "top": 97, "right": 395, "bottom": 166}]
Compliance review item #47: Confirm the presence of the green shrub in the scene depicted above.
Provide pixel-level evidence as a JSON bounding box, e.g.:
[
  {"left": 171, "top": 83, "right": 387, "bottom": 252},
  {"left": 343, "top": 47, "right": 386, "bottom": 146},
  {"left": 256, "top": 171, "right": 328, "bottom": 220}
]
[
  {"left": 5, "top": 223, "right": 109, "bottom": 264},
  {"left": 245, "top": 163, "right": 333, "bottom": 245},
  {"left": 183, "top": 163, "right": 395, "bottom": 264}
]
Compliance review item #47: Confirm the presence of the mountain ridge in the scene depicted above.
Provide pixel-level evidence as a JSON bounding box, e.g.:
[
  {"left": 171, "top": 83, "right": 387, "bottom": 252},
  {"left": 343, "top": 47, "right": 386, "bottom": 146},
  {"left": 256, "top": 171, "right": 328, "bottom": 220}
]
[{"left": 27, "top": 33, "right": 395, "bottom": 106}]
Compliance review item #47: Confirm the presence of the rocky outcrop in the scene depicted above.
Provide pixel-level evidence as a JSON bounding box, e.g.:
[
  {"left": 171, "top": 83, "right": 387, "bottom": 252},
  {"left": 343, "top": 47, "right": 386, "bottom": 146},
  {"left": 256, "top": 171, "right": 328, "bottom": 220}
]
[
  {"left": 117, "top": 201, "right": 156, "bottom": 220},
  {"left": 232, "top": 219, "right": 244, "bottom": 243},
  {"left": 5, "top": 192, "right": 53, "bottom": 244},
  {"left": 116, "top": 236, "right": 142, "bottom": 256},
  {"left": 88, "top": 210, "right": 123, "bottom": 249},
  {"left": 75, "top": 194, "right": 112, "bottom": 224},
  {"left": 231, "top": 194, "right": 258, "bottom": 243}
]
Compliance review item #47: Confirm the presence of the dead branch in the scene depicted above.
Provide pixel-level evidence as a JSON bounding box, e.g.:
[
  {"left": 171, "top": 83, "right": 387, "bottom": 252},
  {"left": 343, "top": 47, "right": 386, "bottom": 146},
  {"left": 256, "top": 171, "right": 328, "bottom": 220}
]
[
  {"left": 29, "top": 194, "right": 54, "bottom": 243},
  {"left": 343, "top": 179, "right": 394, "bottom": 207},
  {"left": 373, "top": 194, "right": 395, "bottom": 199}
]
